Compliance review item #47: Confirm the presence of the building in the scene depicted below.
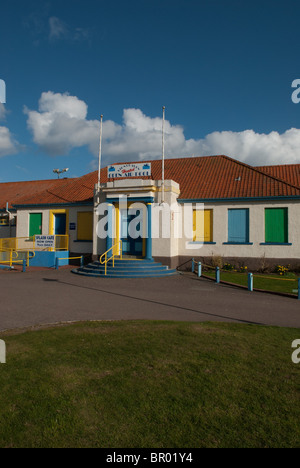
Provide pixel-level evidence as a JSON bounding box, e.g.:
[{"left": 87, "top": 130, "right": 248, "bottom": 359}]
[{"left": 1, "top": 155, "right": 300, "bottom": 270}]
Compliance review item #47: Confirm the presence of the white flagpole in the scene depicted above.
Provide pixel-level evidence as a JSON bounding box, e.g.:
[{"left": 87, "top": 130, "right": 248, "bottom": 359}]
[
  {"left": 162, "top": 106, "right": 165, "bottom": 204},
  {"left": 98, "top": 115, "right": 103, "bottom": 192}
]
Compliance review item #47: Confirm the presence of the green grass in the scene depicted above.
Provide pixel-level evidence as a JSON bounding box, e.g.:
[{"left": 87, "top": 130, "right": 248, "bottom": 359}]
[
  {"left": 0, "top": 320, "right": 299, "bottom": 448},
  {"left": 203, "top": 269, "right": 299, "bottom": 295}
]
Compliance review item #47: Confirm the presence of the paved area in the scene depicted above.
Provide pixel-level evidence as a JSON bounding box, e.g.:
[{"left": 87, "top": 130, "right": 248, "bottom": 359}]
[{"left": 0, "top": 268, "right": 300, "bottom": 332}]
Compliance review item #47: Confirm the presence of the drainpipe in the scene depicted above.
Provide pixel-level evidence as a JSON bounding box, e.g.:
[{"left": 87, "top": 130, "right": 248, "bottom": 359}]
[{"left": 5, "top": 202, "right": 13, "bottom": 237}]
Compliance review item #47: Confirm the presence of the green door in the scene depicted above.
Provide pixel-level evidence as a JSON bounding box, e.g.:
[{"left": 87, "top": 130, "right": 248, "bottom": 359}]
[
  {"left": 29, "top": 213, "right": 42, "bottom": 237},
  {"left": 265, "top": 208, "right": 288, "bottom": 243}
]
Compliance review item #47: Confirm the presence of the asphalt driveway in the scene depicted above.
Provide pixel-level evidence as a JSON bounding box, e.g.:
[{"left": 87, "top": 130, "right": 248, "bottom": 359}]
[{"left": 0, "top": 268, "right": 300, "bottom": 332}]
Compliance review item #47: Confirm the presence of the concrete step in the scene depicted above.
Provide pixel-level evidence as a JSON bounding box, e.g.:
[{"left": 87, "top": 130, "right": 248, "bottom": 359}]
[
  {"left": 71, "top": 258, "right": 178, "bottom": 278},
  {"left": 72, "top": 268, "right": 178, "bottom": 279}
]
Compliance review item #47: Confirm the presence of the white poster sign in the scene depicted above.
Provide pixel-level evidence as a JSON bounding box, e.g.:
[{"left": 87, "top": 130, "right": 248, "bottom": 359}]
[{"left": 35, "top": 235, "right": 55, "bottom": 249}]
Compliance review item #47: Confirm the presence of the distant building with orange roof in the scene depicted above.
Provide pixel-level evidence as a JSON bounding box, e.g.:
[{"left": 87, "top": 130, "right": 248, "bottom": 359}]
[{"left": 0, "top": 155, "right": 300, "bottom": 270}]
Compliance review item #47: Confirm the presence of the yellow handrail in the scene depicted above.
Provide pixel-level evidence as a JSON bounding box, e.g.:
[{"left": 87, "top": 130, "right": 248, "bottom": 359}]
[
  {"left": 0, "top": 235, "right": 69, "bottom": 252},
  {"left": 99, "top": 240, "right": 123, "bottom": 276},
  {"left": 0, "top": 249, "right": 35, "bottom": 267}
]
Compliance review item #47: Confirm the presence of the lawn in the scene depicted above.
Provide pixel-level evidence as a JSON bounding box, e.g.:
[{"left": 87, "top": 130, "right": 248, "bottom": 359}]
[
  {"left": 0, "top": 320, "right": 299, "bottom": 448},
  {"left": 202, "top": 269, "right": 299, "bottom": 296}
]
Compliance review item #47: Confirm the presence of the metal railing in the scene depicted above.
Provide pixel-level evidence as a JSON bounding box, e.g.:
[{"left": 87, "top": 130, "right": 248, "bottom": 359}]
[
  {"left": 0, "top": 235, "right": 69, "bottom": 252},
  {"left": 99, "top": 240, "right": 123, "bottom": 276},
  {"left": 190, "top": 258, "right": 300, "bottom": 300},
  {"left": 55, "top": 256, "right": 84, "bottom": 270},
  {"left": 53, "top": 235, "right": 69, "bottom": 251},
  {"left": 0, "top": 234, "right": 68, "bottom": 269},
  {"left": 0, "top": 249, "right": 35, "bottom": 267}
]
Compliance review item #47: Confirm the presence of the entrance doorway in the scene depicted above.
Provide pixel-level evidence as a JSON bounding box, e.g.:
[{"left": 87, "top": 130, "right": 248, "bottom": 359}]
[
  {"left": 54, "top": 213, "right": 66, "bottom": 235},
  {"left": 29, "top": 213, "right": 42, "bottom": 237},
  {"left": 120, "top": 209, "right": 143, "bottom": 256}
]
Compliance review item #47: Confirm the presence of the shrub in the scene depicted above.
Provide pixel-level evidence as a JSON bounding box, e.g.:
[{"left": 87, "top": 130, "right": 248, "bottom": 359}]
[{"left": 211, "top": 255, "right": 223, "bottom": 269}]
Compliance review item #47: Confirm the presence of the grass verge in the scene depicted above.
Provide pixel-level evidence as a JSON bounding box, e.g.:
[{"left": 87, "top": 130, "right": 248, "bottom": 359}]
[
  {"left": 202, "top": 270, "right": 299, "bottom": 296},
  {"left": 0, "top": 320, "right": 299, "bottom": 448}
]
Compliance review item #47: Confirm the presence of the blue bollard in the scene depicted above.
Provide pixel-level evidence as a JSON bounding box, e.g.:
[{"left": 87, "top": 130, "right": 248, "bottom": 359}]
[
  {"left": 191, "top": 258, "right": 195, "bottom": 273},
  {"left": 198, "top": 262, "right": 202, "bottom": 278},
  {"left": 22, "top": 259, "right": 26, "bottom": 273},
  {"left": 216, "top": 266, "right": 220, "bottom": 284},
  {"left": 80, "top": 256, "right": 84, "bottom": 268},
  {"left": 248, "top": 273, "right": 253, "bottom": 292},
  {"left": 55, "top": 257, "right": 59, "bottom": 270}
]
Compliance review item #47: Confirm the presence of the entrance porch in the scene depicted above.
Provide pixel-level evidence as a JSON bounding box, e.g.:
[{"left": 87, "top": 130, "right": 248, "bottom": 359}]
[{"left": 105, "top": 198, "right": 153, "bottom": 261}]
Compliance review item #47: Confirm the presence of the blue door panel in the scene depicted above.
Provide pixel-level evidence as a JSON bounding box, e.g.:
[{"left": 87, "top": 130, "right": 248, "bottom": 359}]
[
  {"left": 55, "top": 214, "right": 66, "bottom": 235},
  {"left": 228, "top": 209, "right": 249, "bottom": 243},
  {"left": 121, "top": 210, "right": 143, "bottom": 255}
]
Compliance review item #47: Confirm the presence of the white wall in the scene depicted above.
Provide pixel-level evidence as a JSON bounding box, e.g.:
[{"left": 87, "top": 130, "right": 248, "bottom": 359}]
[
  {"left": 68, "top": 205, "right": 93, "bottom": 254},
  {"left": 14, "top": 186, "right": 300, "bottom": 263},
  {"left": 176, "top": 199, "right": 300, "bottom": 260},
  {"left": 92, "top": 179, "right": 300, "bottom": 262},
  {"left": 16, "top": 205, "right": 94, "bottom": 254}
]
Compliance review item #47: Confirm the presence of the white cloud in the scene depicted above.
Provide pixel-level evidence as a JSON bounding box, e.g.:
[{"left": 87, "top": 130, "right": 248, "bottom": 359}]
[
  {"left": 25, "top": 91, "right": 300, "bottom": 167},
  {"left": 0, "top": 126, "right": 19, "bottom": 157},
  {"left": 25, "top": 91, "right": 101, "bottom": 156},
  {"left": 199, "top": 129, "right": 300, "bottom": 166},
  {"left": 49, "top": 17, "right": 91, "bottom": 43}
]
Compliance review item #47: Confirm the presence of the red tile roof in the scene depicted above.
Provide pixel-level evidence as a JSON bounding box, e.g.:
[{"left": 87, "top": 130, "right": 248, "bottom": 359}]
[
  {"left": 0, "top": 178, "right": 73, "bottom": 210},
  {"left": 255, "top": 164, "right": 300, "bottom": 189},
  {"left": 2, "top": 155, "right": 300, "bottom": 209},
  {"left": 148, "top": 156, "right": 300, "bottom": 199}
]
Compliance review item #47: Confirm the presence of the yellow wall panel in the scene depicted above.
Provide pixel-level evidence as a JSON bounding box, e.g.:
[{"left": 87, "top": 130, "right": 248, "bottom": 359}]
[
  {"left": 77, "top": 212, "right": 93, "bottom": 241},
  {"left": 193, "top": 209, "right": 213, "bottom": 242}
]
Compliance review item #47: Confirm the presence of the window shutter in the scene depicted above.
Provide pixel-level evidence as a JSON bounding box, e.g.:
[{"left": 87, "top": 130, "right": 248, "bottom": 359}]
[
  {"left": 77, "top": 212, "right": 93, "bottom": 241},
  {"left": 228, "top": 209, "right": 249, "bottom": 243},
  {"left": 265, "top": 208, "right": 288, "bottom": 243},
  {"left": 193, "top": 210, "right": 213, "bottom": 242}
]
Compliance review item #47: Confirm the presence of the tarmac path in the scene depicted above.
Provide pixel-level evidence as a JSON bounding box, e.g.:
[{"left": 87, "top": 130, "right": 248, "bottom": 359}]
[{"left": 0, "top": 268, "right": 300, "bottom": 332}]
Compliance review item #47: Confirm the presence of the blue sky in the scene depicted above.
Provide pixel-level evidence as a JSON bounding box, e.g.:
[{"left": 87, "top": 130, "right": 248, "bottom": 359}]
[{"left": 1, "top": 0, "right": 300, "bottom": 182}]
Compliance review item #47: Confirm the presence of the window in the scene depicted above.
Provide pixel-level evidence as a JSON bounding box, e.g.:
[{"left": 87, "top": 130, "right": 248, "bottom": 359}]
[
  {"left": 265, "top": 208, "right": 288, "bottom": 244},
  {"left": 227, "top": 209, "right": 250, "bottom": 244},
  {"left": 193, "top": 209, "right": 213, "bottom": 242},
  {"left": 77, "top": 212, "right": 93, "bottom": 241}
]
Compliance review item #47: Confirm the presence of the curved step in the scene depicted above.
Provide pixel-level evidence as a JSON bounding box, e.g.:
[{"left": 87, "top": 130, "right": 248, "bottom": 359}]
[
  {"left": 71, "top": 259, "right": 177, "bottom": 279},
  {"left": 72, "top": 269, "right": 178, "bottom": 278},
  {"left": 82, "top": 264, "right": 167, "bottom": 272}
]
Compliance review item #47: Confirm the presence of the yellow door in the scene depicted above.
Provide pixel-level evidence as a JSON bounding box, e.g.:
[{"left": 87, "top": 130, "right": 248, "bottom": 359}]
[
  {"left": 77, "top": 212, "right": 93, "bottom": 241},
  {"left": 193, "top": 209, "right": 213, "bottom": 242}
]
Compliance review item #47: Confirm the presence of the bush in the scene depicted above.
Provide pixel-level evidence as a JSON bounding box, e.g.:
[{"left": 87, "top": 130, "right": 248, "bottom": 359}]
[{"left": 210, "top": 255, "right": 223, "bottom": 269}]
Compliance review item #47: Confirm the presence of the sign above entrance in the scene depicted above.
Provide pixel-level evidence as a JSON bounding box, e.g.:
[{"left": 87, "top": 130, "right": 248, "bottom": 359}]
[{"left": 108, "top": 163, "right": 151, "bottom": 179}]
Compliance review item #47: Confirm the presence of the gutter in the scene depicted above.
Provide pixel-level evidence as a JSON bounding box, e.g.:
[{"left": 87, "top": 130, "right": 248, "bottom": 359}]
[{"left": 178, "top": 196, "right": 300, "bottom": 203}]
